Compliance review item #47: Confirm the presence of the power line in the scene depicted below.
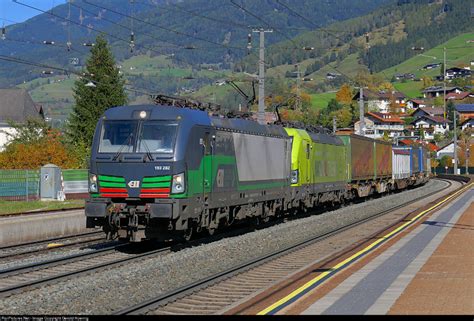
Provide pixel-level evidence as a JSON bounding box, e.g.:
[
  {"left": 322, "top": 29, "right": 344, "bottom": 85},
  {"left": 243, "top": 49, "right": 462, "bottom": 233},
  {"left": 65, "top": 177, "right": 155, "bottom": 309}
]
[
  {"left": 135, "top": 1, "right": 250, "bottom": 31},
  {"left": 12, "top": 0, "right": 240, "bottom": 82},
  {"left": 0, "top": 54, "right": 155, "bottom": 97},
  {"left": 69, "top": 1, "right": 181, "bottom": 50},
  {"left": 82, "top": 0, "right": 245, "bottom": 51},
  {"left": 229, "top": 0, "right": 299, "bottom": 50},
  {"left": 2, "top": 37, "right": 86, "bottom": 55}
]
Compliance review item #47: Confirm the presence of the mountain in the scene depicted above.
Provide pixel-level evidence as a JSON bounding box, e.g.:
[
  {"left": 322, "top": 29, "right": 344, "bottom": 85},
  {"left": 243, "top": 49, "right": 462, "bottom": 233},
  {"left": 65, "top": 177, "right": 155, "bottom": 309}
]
[
  {"left": 235, "top": 0, "right": 473, "bottom": 92},
  {"left": 0, "top": 0, "right": 391, "bottom": 87}
]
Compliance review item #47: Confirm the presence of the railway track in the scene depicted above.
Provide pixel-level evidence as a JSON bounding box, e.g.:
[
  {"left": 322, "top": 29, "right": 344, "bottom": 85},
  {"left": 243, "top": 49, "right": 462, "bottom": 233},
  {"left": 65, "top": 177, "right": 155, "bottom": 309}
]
[
  {"left": 0, "top": 242, "right": 172, "bottom": 298},
  {"left": 0, "top": 231, "right": 105, "bottom": 260},
  {"left": 115, "top": 178, "right": 461, "bottom": 315}
]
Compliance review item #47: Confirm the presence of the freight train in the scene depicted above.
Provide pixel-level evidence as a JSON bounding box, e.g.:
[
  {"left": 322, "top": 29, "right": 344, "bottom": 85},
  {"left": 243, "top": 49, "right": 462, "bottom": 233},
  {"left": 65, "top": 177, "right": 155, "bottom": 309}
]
[{"left": 85, "top": 104, "right": 430, "bottom": 242}]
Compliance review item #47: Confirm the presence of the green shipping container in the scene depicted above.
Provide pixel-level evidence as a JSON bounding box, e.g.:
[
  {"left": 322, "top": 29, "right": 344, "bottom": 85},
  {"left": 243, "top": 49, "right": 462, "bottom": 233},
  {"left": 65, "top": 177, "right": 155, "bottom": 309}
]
[{"left": 338, "top": 134, "right": 392, "bottom": 182}]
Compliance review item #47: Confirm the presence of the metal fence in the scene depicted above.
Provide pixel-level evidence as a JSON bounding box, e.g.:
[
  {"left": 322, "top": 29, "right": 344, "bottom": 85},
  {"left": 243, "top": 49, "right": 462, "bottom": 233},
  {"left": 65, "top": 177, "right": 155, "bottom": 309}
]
[
  {"left": 433, "top": 167, "right": 474, "bottom": 175},
  {"left": 0, "top": 170, "right": 40, "bottom": 201}
]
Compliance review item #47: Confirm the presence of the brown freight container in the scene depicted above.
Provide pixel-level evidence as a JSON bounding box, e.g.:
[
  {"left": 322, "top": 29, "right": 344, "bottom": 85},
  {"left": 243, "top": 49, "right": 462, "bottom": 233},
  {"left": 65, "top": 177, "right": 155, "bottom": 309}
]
[
  {"left": 338, "top": 134, "right": 375, "bottom": 181},
  {"left": 375, "top": 140, "right": 392, "bottom": 178}
]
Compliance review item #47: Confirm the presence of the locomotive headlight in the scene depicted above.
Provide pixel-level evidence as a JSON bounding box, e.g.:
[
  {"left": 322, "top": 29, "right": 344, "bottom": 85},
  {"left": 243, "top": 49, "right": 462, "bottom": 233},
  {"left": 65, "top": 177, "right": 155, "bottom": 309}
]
[
  {"left": 172, "top": 172, "right": 185, "bottom": 194},
  {"left": 89, "top": 174, "right": 98, "bottom": 193},
  {"left": 290, "top": 170, "right": 298, "bottom": 184}
]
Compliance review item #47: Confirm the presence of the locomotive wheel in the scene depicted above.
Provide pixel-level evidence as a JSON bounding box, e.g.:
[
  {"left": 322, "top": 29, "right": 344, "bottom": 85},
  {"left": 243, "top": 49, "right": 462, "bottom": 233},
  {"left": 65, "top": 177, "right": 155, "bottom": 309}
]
[
  {"left": 183, "top": 226, "right": 194, "bottom": 241},
  {"left": 208, "top": 227, "right": 216, "bottom": 236}
]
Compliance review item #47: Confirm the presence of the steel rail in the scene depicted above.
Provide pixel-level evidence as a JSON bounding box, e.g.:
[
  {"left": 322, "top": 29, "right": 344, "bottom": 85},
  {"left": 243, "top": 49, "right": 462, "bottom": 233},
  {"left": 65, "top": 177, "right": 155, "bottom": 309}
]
[
  {"left": 114, "top": 178, "right": 458, "bottom": 315},
  {"left": 0, "top": 243, "right": 171, "bottom": 298}
]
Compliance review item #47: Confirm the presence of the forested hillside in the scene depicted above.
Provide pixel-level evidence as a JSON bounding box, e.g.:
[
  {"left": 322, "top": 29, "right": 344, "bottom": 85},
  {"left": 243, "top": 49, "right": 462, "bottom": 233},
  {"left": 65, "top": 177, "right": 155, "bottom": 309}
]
[
  {"left": 0, "top": 0, "right": 390, "bottom": 87},
  {"left": 238, "top": 0, "right": 473, "bottom": 76}
]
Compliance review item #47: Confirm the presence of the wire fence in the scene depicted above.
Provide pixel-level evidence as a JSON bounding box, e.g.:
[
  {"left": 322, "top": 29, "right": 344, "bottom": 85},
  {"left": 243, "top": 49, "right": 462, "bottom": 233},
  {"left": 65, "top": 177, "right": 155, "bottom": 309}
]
[
  {"left": 0, "top": 170, "right": 40, "bottom": 201},
  {"left": 0, "top": 169, "right": 89, "bottom": 201}
]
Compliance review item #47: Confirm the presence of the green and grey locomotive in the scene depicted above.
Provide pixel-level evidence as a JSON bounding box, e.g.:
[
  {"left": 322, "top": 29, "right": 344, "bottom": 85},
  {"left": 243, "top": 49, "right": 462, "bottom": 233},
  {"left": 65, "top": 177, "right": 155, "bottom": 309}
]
[{"left": 85, "top": 104, "right": 293, "bottom": 242}]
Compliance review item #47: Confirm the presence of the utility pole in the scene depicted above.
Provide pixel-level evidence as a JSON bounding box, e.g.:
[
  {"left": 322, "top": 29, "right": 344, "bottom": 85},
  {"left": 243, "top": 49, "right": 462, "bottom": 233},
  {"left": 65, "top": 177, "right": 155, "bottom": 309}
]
[
  {"left": 443, "top": 47, "right": 447, "bottom": 120},
  {"left": 253, "top": 28, "right": 273, "bottom": 124},
  {"left": 292, "top": 64, "right": 302, "bottom": 110},
  {"left": 453, "top": 108, "right": 458, "bottom": 175},
  {"left": 359, "top": 87, "right": 365, "bottom": 135},
  {"left": 466, "top": 136, "right": 470, "bottom": 175}
]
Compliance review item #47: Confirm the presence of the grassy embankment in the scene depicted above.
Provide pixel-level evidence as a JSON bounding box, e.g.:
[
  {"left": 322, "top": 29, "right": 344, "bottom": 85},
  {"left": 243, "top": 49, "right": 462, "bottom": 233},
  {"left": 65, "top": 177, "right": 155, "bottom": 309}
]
[{"left": 0, "top": 199, "right": 85, "bottom": 215}]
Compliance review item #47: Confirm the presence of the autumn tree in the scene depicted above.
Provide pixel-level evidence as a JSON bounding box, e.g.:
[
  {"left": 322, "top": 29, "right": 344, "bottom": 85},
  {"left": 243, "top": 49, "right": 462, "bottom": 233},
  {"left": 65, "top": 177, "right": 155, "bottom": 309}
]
[
  {"left": 378, "top": 82, "right": 394, "bottom": 92},
  {"left": 330, "top": 107, "right": 353, "bottom": 129},
  {"left": 336, "top": 84, "right": 353, "bottom": 105},
  {"left": 67, "top": 34, "right": 127, "bottom": 163},
  {"left": 0, "top": 127, "right": 81, "bottom": 169},
  {"left": 422, "top": 76, "right": 434, "bottom": 88}
]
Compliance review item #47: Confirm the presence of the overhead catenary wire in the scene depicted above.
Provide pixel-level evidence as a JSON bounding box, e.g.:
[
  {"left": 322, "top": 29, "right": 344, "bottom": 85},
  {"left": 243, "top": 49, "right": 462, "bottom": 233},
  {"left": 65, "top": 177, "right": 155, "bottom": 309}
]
[
  {"left": 0, "top": 54, "right": 155, "bottom": 97},
  {"left": 69, "top": 1, "right": 181, "bottom": 50},
  {"left": 12, "top": 0, "right": 241, "bottom": 82},
  {"left": 82, "top": 0, "right": 246, "bottom": 51}
]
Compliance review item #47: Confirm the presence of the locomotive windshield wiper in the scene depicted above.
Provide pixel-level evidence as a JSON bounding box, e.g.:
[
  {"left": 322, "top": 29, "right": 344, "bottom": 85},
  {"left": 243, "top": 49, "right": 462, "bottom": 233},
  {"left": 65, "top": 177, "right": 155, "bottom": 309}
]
[
  {"left": 112, "top": 132, "right": 134, "bottom": 161},
  {"left": 138, "top": 133, "right": 154, "bottom": 162}
]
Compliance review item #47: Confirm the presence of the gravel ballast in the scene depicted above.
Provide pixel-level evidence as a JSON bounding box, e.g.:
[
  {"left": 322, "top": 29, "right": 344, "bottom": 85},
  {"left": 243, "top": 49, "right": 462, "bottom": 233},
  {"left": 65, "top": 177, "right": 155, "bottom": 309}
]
[{"left": 0, "top": 180, "right": 449, "bottom": 314}]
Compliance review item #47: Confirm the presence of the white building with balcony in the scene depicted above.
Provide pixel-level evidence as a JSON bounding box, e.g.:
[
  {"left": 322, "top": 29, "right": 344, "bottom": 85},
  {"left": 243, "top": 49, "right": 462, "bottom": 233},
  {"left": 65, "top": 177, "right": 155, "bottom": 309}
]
[
  {"left": 354, "top": 112, "right": 405, "bottom": 139},
  {"left": 410, "top": 115, "right": 451, "bottom": 141}
]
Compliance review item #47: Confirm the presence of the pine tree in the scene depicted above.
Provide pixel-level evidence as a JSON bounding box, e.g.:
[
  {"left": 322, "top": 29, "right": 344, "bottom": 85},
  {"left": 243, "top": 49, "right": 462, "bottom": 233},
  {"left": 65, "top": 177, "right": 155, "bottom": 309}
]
[{"left": 67, "top": 35, "right": 127, "bottom": 155}]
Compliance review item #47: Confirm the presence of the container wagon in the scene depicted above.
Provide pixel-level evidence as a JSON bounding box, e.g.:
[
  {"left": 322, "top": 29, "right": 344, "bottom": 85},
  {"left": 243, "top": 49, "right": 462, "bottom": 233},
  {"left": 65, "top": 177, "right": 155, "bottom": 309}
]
[
  {"left": 392, "top": 146, "right": 411, "bottom": 190},
  {"left": 337, "top": 134, "right": 392, "bottom": 197}
]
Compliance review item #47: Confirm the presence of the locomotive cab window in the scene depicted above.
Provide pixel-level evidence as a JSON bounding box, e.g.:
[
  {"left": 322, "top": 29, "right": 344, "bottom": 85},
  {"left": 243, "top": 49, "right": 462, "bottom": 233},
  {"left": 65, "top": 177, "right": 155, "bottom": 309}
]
[
  {"left": 98, "top": 121, "right": 138, "bottom": 153},
  {"left": 137, "top": 122, "right": 178, "bottom": 154},
  {"left": 98, "top": 120, "right": 178, "bottom": 154}
]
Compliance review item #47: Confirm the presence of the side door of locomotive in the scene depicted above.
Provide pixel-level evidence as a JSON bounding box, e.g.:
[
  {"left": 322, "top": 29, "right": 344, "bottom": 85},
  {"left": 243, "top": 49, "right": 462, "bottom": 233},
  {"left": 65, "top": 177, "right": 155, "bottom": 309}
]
[
  {"left": 303, "top": 139, "right": 311, "bottom": 184},
  {"left": 202, "top": 131, "right": 213, "bottom": 203}
]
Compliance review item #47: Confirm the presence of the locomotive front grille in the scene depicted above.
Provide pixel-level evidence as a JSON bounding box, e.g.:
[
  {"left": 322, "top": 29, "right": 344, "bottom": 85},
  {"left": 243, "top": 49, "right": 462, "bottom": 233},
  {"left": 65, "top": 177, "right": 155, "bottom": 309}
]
[
  {"left": 98, "top": 175, "right": 128, "bottom": 198},
  {"left": 140, "top": 175, "right": 171, "bottom": 198}
]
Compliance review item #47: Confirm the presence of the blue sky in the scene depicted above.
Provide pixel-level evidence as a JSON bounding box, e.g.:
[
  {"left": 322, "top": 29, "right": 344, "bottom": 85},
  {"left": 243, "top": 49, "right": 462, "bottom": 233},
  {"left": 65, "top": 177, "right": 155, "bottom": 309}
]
[{"left": 0, "top": 0, "right": 66, "bottom": 26}]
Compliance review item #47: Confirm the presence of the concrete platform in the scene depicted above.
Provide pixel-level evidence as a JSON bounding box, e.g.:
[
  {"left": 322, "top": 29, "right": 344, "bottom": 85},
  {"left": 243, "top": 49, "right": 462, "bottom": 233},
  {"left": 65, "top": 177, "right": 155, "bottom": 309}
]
[
  {"left": 295, "top": 186, "right": 474, "bottom": 315},
  {"left": 0, "top": 209, "right": 90, "bottom": 246}
]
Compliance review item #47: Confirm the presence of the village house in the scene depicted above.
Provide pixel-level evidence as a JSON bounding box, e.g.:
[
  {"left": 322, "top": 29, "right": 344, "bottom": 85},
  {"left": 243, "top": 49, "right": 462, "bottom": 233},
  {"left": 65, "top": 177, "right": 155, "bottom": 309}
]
[
  {"left": 354, "top": 112, "right": 404, "bottom": 139},
  {"left": 445, "top": 91, "right": 472, "bottom": 101},
  {"left": 422, "top": 86, "right": 462, "bottom": 99},
  {"left": 455, "top": 104, "right": 474, "bottom": 121},
  {"left": 406, "top": 99, "right": 428, "bottom": 110},
  {"left": 410, "top": 115, "right": 451, "bottom": 141},
  {"left": 423, "top": 63, "right": 441, "bottom": 70},
  {"left": 460, "top": 118, "right": 474, "bottom": 132},
  {"left": 410, "top": 106, "right": 444, "bottom": 118},
  {"left": 436, "top": 141, "right": 455, "bottom": 159},
  {"left": 0, "top": 89, "right": 44, "bottom": 151},
  {"left": 353, "top": 90, "right": 406, "bottom": 113},
  {"left": 445, "top": 67, "right": 471, "bottom": 80}
]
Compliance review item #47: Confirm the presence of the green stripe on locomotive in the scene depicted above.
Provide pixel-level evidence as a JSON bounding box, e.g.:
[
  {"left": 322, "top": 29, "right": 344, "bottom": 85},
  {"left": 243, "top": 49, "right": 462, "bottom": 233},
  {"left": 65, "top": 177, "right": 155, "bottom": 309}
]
[{"left": 284, "top": 127, "right": 346, "bottom": 186}]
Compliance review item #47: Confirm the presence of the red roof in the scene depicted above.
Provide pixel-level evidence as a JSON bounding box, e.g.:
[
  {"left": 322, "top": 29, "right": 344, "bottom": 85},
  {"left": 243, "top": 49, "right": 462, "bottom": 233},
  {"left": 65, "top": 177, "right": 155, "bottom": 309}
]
[
  {"left": 425, "top": 142, "right": 439, "bottom": 152},
  {"left": 445, "top": 92, "right": 470, "bottom": 100},
  {"left": 366, "top": 112, "right": 404, "bottom": 124},
  {"left": 413, "top": 106, "right": 444, "bottom": 116},
  {"left": 408, "top": 99, "right": 426, "bottom": 105},
  {"left": 412, "top": 115, "right": 451, "bottom": 124},
  {"left": 399, "top": 139, "right": 438, "bottom": 152}
]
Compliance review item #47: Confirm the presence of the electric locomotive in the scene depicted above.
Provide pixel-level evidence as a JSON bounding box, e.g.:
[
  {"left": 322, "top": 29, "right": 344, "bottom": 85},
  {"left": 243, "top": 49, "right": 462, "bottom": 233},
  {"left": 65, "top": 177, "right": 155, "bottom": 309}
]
[{"left": 85, "top": 104, "right": 293, "bottom": 242}]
